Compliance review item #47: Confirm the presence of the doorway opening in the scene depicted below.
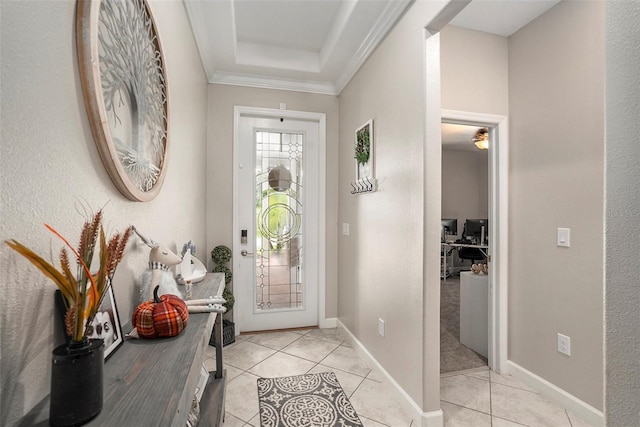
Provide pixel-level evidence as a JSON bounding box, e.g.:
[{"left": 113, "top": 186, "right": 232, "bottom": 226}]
[
  {"left": 440, "top": 122, "right": 490, "bottom": 374},
  {"left": 440, "top": 109, "right": 509, "bottom": 374}
]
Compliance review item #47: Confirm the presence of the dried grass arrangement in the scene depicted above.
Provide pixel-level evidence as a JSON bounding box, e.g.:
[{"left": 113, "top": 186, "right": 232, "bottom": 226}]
[{"left": 6, "top": 209, "right": 132, "bottom": 343}]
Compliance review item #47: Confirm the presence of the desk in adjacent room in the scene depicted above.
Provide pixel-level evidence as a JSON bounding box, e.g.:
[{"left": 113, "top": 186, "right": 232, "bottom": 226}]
[{"left": 441, "top": 242, "right": 488, "bottom": 280}]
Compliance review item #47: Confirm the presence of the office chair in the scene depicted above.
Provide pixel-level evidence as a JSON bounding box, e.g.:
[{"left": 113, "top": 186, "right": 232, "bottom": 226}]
[
  {"left": 457, "top": 246, "right": 486, "bottom": 264},
  {"left": 457, "top": 222, "right": 487, "bottom": 265}
]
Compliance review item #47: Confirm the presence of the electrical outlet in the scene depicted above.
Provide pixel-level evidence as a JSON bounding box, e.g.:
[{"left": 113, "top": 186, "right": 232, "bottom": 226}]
[
  {"left": 378, "top": 318, "right": 385, "bottom": 337},
  {"left": 557, "top": 333, "right": 571, "bottom": 356}
]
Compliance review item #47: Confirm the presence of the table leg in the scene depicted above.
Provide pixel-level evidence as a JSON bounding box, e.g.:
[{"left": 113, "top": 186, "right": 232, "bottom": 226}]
[{"left": 214, "top": 314, "right": 223, "bottom": 379}]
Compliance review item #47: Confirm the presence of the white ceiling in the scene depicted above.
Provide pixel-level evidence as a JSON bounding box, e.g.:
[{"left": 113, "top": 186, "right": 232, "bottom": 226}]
[
  {"left": 450, "top": 0, "right": 561, "bottom": 37},
  {"left": 183, "top": 0, "right": 561, "bottom": 96},
  {"left": 442, "top": 123, "right": 486, "bottom": 152},
  {"left": 184, "top": 0, "right": 411, "bottom": 95}
]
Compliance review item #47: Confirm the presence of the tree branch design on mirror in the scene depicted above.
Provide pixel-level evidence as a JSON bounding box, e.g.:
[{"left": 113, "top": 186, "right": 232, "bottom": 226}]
[{"left": 77, "top": 0, "right": 169, "bottom": 202}]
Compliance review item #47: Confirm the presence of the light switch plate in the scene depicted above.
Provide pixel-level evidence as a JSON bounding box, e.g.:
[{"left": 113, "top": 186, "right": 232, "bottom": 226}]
[
  {"left": 378, "top": 318, "right": 385, "bottom": 337},
  {"left": 557, "top": 228, "right": 570, "bottom": 247},
  {"left": 342, "top": 223, "right": 350, "bottom": 236}
]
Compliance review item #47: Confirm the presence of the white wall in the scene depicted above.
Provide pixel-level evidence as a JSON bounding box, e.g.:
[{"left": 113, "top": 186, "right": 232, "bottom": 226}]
[
  {"left": 0, "top": 1, "right": 208, "bottom": 424},
  {"left": 508, "top": 1, "right": 604, "bottom": 409},
  {"left": 441, "top": 149, "right": 489, "bottom": 239},
  {"left": 337, "top": 1, "right": 450, "bottom": 414},
  {"left": 604, "top": 2, "right": 640, "bottom": 424},
  {"left": 206, "top": 84, "right": 339, "bottom": 319},
  {"left": 440, "top": 25, "right": 509, "bottom": 117}
]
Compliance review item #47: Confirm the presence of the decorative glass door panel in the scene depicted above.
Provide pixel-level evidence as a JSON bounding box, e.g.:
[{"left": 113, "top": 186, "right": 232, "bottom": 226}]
[
  {"left": 255, "top": 131, "right": 304, "bottom": 311},
  {"left": 234, "top": 110, "right": 320, "bottom": 332}
]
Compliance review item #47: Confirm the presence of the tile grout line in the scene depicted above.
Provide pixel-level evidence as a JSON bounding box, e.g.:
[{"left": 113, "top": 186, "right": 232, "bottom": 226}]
[
  {"left": 490, "top": 378, "right": 542, "bottom": 395},
  {"left": 492, "top": 414, "right": 530, "bottom": 427},
  {"left": 231, "top": 336, "right": 299, "bottom": 373},
  {"left": 489, "top": 371, "right": 494, "bottom": 426},
  {"left": 233, "top": 334, "right": 357, "bottom": 378},
  {"left": 491, "top": 372, "right": 541, "bottom": 427},
  {"left": 440, "top": 399, "right": 492, "bottom": 418},
  {"left": 359, "top": 414, "right": 391, "bottom": 427},
  {"left": 279, "top": 340, "right": 343, "bottom": 365},
  {"left": 455, "top": 369, "right": 542, "bottom": 394}
]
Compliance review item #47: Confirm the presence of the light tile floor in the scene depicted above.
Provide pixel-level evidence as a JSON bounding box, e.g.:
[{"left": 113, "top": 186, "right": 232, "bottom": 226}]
[{"left": 205, "top": 328, "right": 595, "bottom": 426}]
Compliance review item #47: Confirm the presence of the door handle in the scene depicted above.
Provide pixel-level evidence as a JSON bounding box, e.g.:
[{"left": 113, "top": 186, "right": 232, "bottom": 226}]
[{"left": 241, "top": 250, "right": 254, "bottom": 257}]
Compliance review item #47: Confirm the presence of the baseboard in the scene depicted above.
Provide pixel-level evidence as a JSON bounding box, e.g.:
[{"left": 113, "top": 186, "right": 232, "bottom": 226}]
[
  {"left": 337, "top": 320, "right": 444, "bottom": 427},
  {"left": 320, "top": 317, "right": 337, "bottom": 328},
  {"left": 507, "top": 361, "right": 604, "bottom": 427},
  {"left": 421, "top": 409, "right": 444, "bottom": 427}
]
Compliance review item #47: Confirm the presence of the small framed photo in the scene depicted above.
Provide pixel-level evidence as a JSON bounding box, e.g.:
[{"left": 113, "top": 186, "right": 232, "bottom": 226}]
[
  {"left": 87, "top": 286, "right": 124, "bottom": 360},
  {"left": 55, "top": 286, "right": 124, "bottom": 361},
  {"left": 354, "top": 119, "right": 374, "bottom": 181}
]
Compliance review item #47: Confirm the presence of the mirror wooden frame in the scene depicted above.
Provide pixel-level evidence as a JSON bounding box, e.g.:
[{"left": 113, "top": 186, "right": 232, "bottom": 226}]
[{"left": 76, "top": 0, "right": 169, "bottom": 202}]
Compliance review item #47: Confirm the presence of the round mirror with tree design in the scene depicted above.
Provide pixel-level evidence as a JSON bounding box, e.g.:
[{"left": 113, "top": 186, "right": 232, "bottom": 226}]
[{"left": 77, "top": 0, "right": 169, "bottom": 201}]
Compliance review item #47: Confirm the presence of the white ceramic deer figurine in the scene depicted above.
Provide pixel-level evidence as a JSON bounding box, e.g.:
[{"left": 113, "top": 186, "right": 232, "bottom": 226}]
[{"left": 133, "top": 226, "right": 183, "bottom": 302}]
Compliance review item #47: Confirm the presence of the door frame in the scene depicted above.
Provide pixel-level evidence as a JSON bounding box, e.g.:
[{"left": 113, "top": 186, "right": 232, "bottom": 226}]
[
  {"left": 441, "top": 109, "right": 509, "bottom": 373},
  {"left": 232, "top": 106, "right": 327, "bottom": 332}
]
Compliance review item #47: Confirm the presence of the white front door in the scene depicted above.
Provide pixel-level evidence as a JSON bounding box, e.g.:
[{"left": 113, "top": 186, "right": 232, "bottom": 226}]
[{"left": 233, "top": 107, "right": 324, "bottom": 332}]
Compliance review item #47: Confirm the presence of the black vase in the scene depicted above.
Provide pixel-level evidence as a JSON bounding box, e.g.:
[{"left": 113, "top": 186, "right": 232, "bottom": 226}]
[{"left": 49, "top": 339, "right": 104, "bottom": 426}]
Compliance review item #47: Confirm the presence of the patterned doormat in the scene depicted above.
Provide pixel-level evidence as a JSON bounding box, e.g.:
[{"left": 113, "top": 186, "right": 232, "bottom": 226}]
[{"left": 257, "top": 372, "right": 363, "bottom": 426}]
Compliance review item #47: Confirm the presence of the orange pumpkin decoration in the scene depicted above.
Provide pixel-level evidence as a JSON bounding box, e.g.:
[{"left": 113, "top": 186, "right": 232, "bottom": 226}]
[{"left": 132, "top": 285, "right": 189, "bottom": 338}]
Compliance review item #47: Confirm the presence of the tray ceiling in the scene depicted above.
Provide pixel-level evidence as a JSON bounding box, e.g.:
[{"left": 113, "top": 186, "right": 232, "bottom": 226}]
[{"left": 184, "top": 0, "right": 561, "bottom": 96}]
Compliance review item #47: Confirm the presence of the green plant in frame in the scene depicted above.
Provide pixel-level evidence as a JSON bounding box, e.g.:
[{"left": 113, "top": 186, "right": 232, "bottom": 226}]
[{"left": 355, "top": 123, "right": 371, "bottom": 165}]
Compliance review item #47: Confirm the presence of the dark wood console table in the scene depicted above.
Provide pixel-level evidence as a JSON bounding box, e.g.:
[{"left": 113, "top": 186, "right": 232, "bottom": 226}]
[{"left": 18, "top": 273, "right": 226, "bottom": 427}]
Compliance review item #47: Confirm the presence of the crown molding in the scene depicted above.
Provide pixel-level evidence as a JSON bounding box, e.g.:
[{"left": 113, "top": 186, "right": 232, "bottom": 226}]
[
  {"left": 334, "top": 0, "right": 413, "bottom": 94},
  {"left": 319, "top": 0, "right": 357, "bottom": 69},
  {"left": 212, "top": 71, "right": 338, "bottom": 95}
]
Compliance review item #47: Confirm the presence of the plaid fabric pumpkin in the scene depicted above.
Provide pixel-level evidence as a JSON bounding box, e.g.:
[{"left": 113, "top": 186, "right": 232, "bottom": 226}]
[{"left": 132, "top": 285, "right": 189, "bottom": 338}]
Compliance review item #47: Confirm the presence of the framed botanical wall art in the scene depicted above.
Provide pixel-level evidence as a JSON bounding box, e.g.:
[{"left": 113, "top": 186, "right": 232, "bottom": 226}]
[
  {"left": 354, "top": 119, "right": 374, "bottom": 181},
  {"left": 76, "top": 0, "right": 169, "bottom": 202}
]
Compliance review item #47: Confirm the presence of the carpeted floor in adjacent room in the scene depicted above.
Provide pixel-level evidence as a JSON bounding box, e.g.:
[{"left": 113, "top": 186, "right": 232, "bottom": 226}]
[{"left": 440, "top": 275, "right": 488, "bottom": 373}]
